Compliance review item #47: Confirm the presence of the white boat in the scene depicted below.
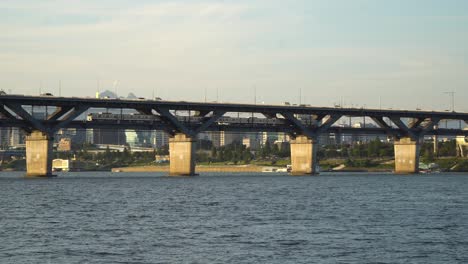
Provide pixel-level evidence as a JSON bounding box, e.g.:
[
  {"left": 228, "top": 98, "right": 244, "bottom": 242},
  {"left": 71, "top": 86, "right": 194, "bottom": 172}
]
[{"left": 262, "top": 167, "right": 289, "bottom": 173}]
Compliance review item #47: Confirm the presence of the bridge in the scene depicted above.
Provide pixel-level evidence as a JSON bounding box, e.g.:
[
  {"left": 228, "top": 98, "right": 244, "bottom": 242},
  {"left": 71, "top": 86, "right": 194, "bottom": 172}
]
[{"left": 1, "top": 94, "right": 467, "bottom": 176}]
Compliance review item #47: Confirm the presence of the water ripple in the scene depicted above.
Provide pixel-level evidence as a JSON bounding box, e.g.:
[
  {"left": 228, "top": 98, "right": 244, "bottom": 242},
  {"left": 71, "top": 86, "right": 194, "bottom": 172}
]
[{"left": 1, "top": 172, "right": 468, "bottom": 264}]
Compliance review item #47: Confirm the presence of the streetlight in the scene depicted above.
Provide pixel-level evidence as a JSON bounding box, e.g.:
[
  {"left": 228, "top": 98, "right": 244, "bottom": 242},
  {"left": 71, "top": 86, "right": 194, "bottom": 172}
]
[
  {"left": 444, "top": 91, "right": 455, "bottom": 112},
  {"left": 299, "top": 88, "right": 302, "bottom": 105}
]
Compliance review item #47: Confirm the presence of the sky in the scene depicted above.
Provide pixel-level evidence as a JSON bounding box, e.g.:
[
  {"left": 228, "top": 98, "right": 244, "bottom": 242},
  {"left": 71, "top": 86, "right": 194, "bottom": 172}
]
[{"left": 1, "top": 0, "right": 468, "bottom": 111}]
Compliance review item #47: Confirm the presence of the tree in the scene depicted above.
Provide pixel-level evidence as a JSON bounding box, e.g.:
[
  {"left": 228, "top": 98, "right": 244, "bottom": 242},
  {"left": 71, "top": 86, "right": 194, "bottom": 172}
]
[
  {"left": 210, "top": 147, "right": 217, "bottom": 160},
  {"left": 156, "top": 145, "right": 169, "bottom": 155},
  {"left": 271, "top": 144, "right": 279, "bottom": 156},
  {"left": 367, "top": 138, "right": 382, "bottom": 158},
  {"left": 422, "top": 148, "right": 435, "bottom": 162},
  {"left": 439, "top": 140, "right": 456, "bottom": 157}
]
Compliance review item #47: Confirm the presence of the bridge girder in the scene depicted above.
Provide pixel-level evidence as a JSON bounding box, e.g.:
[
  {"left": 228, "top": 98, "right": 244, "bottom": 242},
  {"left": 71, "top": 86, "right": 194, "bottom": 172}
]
[
  {"left": 1, "top": 95, "right": 468, "bottom": 119},
  {"left": 0, "top": 95, "right": 466, "bottom": 137}
]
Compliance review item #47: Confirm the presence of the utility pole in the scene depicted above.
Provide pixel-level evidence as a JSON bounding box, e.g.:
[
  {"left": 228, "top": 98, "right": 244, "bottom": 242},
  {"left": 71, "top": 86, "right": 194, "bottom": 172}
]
[
  {"left": 96, "top": 79, "right": 100, "bottom": 98},
  {"left": 254, "top": 86, "right": 257, "bottom": 105},
  {"left": 252, "top": 86, "right": 256, "bottom": 120},
  {"left": 299, "top": 88, "right": 302, "bottom": 105},
  {"left": 433, "top": 124, "right": 439, "bottom": 156},
  {"left": 444, "top": 91, "right": 455, "bottom": 112},
  {"left": 113, "top": 80, "right": 119, "bottom": 98}
]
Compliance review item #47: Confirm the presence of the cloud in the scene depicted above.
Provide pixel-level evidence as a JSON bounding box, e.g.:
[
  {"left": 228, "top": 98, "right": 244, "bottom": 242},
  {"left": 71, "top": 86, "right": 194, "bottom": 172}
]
[{"left": 0, "top": 1, "right": 467, "bottom": 110}]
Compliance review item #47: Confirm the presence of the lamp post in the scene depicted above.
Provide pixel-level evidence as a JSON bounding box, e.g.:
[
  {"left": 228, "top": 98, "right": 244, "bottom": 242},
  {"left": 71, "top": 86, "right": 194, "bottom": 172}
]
[{"left": 444, "top": 91, "right": 455, "bottom": 112}]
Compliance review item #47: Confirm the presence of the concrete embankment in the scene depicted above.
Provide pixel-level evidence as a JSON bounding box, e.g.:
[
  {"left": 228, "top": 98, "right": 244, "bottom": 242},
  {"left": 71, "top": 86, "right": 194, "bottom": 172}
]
[
  {"left": 112, "top": 165, "right": 266, "bottom": 173},
  {"left": 112, "top": 164, "right": 394, "bottom": 173}
]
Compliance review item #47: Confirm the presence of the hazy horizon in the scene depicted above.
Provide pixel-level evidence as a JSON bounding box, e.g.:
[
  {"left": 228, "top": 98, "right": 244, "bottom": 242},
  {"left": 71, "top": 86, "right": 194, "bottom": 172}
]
[{"left": 1, "top": 0, "right": 467, "bottom": 111}]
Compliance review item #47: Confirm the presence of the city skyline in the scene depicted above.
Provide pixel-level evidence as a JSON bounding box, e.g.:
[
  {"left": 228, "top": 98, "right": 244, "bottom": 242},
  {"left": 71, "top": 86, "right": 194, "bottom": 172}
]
[{"left": 1, "top": 0, "right": 467, "bottom": 111}]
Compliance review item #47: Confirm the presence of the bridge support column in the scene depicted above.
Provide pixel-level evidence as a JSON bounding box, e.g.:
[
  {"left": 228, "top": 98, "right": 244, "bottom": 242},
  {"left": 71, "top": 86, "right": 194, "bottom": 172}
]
[
  {"left": 169, "top": 134, "right": 196, "bottom": 176},
  {"left": 394, "top": 137, "right": 421, "bottom": 174},
  {"left": 25, "top": 130, "right": 53, "bottom": 177},
  {"left": 290, "top": 136, "right": 318, "bottom": 175}
]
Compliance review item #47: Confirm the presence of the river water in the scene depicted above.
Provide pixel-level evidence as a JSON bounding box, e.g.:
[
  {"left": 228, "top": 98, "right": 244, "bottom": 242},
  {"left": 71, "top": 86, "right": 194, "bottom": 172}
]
[{"left": 1, "top": 172, "right": 467, "bottom": 264}]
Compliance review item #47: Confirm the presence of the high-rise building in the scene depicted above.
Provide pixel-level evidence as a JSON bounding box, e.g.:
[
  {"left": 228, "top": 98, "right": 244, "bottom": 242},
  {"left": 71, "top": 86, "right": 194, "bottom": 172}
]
[
  {"left": 125, "top": 130, "right": 139, "bottom": 147},
  {"left": 277, "top": 132, "right": 290, "bottom": 142},
  {"left": 197, "top": 132, "right": 211, "bottom": 142},
  {"left": 0, "top": 128, "right": 11, "bottom": 149},
  {"left": 10, "top": 127, "right": 24, "bottom": 146},
  {"left": 136, "top": 131, "right": 153, "bottom": 147},
  {"left": 152, "top": 130, "right": 169, "bottom": 148},
  {"left": 85, "top": 129, "right": 94, "bottom": 144},
  {"left": 210, "top": 131, "right": 221, "bottom": 148},
  {"left": 350, "top": 122, "right": 379, "bottom": 143},
  {"left": 261, "top": 132, "right": 279, "bottom": 146},
  {"left": 93, "top": 129, "right": 126, "bottom": 145},
  {"left": 210, "top": 131, "right": 242, "bottom": 147}
]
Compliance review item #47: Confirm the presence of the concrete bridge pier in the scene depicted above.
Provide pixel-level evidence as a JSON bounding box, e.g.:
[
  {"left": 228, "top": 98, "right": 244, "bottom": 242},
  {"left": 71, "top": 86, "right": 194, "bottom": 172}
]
[
  {"left": 169, "top": 133, "right": 196, "bottom": 176},
  {"left": 25, "top": 130, "right": 54, "bottom": 177},
  {"left": 394, "top": 137, "right": 421, "bottom": 174},
  {"left": 290, "top": 135, "right": 318, "bottom": 175}
]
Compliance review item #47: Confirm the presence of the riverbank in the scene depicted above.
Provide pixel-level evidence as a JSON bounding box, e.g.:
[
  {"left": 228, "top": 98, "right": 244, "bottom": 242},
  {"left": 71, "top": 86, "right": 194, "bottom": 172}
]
[
  {"left": 3, "top": 157, "right": 467, "bottom": 173},
  {"left": 111, "top": 165, "right": 394, "bottom": 173},
  {"left": 111, "top": 165, "right": 266, "bottom": 173}
]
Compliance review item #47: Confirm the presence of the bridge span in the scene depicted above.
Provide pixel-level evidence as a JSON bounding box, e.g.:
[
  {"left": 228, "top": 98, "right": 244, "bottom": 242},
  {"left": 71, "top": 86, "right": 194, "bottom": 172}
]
[{"left": 1, "top": 94, "right": 467, "bottom": 176}]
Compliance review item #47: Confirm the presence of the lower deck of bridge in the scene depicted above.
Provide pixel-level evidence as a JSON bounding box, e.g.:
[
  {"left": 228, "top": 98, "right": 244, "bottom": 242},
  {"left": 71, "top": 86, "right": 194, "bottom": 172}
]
[{"left": 24, "top": 132, "right": 422, "bottom": 177}]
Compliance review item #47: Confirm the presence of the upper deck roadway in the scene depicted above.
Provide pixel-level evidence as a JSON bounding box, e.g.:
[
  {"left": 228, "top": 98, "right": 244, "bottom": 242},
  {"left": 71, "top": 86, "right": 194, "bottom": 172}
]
[
  {"left": 1, "top": 94, "right": 468, "bottom": 119},
  {"left": 0, "top": 94, "right": 467, "bottom": 138}
]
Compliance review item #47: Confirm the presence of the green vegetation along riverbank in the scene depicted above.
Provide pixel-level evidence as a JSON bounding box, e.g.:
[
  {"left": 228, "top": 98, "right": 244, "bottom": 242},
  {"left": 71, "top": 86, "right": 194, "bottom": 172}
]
[{"left": 2, "top": 139, "right": 468, "bottom": 173}]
